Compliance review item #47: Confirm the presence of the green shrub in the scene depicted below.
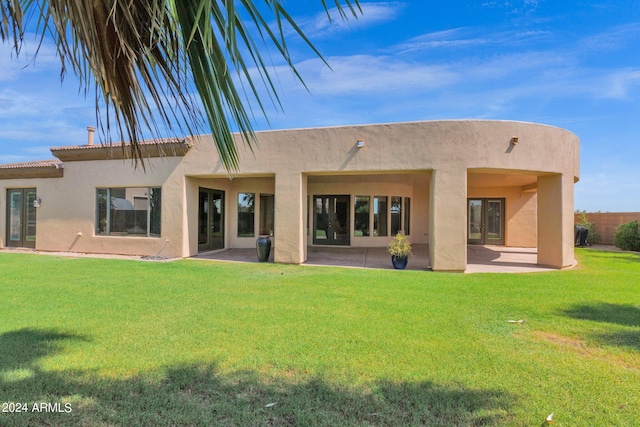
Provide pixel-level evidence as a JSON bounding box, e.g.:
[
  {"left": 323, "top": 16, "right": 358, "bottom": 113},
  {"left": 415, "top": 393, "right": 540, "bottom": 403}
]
[
  {"left": 614, "top": 220, "right": 640, "bottom": 251},
  {"left": 575, "top": 211, "right": 602, "bottom": 245}
]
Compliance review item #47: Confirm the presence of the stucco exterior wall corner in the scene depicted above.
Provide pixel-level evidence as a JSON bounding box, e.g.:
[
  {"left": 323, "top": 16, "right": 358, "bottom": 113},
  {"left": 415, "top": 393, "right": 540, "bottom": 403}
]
[
  {"left": 165, "top": 165, "right": 191, "bottom": 258},
  {"left": 273, "top": 172, "right": 306, "bottom": 264},
  {"left": 537, "top": 173, "right": 575, "bottom": 269},
  {"left": 429, "top": 167, "right": 467, "bottom": 272}
]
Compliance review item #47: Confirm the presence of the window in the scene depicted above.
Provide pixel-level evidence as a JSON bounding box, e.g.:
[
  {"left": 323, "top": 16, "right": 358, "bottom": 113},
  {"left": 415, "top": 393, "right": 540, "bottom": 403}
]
[
  {"left": 307, "top": 196, "right": 310, "bottom": 236},
  {"left": 96, "top": 187, "right": 161, "bottom": 237},
  {"left": 404, "top": 197, "right": 411, "bottom": 235},
  {"left": 391, "top": 196, "right": 402, "bottom": 236},
  {"left": 259, "top": 194, "right": 274, "bottom": 236},
  {"left": 354, "top": 196, "right": 370, "bottom": 236},
  {"left": 238, "top": 193, "right": 255, "bottom": 237},
  {"left": 373, "top": 196, "right": 388, "bottom": 237}
]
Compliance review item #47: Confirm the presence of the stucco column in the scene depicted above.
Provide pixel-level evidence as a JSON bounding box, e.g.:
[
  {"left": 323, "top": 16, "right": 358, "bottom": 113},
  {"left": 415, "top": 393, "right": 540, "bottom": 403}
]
[
  {"left": 274, "top": 172, "right": 307, "bottom": 264},
  {"left": 537, "top": 174, "right": 575, "bottom": 268},
  {"left": 429, "top": 167, "right": 467, "bottom": 272}
]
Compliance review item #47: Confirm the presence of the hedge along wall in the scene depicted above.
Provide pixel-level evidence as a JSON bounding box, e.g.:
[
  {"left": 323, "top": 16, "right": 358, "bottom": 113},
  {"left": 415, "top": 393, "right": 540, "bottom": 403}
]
[{"left": 575, "top": 212, "right": 640, "bottom": 245}]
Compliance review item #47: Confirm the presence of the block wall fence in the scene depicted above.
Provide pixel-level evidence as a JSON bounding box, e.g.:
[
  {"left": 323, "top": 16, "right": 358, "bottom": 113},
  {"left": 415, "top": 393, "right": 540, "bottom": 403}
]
[{"left": 576, "top": 212, "right": 640, "bottom": 244}]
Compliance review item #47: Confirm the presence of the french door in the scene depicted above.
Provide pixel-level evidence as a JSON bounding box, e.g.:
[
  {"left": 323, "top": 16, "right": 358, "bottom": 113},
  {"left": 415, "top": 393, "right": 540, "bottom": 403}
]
[
  {"left": 467, "top": 198, "right": 505, "bottom": 245},
  {"left": 313, "top": 195, "right": 350, "bottom": 245},
  {"left": 6, "top": 188, "right": 37, "bottom": 248},
  {"left": 198, "top": 188, "right": 224, "bottom": 251}
]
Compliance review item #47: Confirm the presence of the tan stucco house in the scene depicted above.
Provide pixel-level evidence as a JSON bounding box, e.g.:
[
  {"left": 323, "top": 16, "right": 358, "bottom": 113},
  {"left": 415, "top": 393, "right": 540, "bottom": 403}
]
[{"left": 0, "top": 120, "right": 579, "bottom": 272}]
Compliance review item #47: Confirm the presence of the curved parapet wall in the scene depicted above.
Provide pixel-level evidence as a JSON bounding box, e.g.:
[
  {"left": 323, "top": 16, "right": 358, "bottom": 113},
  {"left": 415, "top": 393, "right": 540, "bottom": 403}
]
[
  {"left": 184, "top": 120, "right": 579, "bottom": 271},
  {"left": 187, "top": 120, "right": 580, "bottom": 182}
]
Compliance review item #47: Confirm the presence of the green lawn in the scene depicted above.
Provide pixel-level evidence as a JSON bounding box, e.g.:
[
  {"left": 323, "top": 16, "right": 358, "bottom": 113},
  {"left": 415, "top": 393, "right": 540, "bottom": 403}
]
[{"left": 0, "top": 249, "right": 639, "bottom": 426}]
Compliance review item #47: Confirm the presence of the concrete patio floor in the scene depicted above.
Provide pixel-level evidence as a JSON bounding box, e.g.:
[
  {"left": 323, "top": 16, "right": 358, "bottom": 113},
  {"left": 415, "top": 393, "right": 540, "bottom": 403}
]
[{"left": 194, "top": 244, "right": 562, "bottom": 273}]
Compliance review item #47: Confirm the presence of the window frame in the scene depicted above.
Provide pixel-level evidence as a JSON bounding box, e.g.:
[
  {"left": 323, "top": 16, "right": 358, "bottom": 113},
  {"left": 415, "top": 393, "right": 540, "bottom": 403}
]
[
  {"left": 373, "top": 196, "right": 388, "bottom": 237},
  {"left": 95, "top": 187, "right": 162, "bottom": 237},
  {"left": 354, "top": 195, "right": 370, "bottom": 237},
  {"left": 237, "top": 192, "right": 256, "bottom": 237},
  {"left": 404, "top": 197, "right": 411, "bottom": 235},
  {"left": 259, "top": 193, "right": 275, "bottom": 236},
  {"left": 390, "top": 196, "right": 402, "bottom": 236}
]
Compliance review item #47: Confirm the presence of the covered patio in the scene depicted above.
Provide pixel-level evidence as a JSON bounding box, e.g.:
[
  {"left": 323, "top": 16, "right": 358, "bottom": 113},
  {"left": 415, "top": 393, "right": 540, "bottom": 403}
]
[{"left": 194, "top": 245, "right": 562, "bottom": 273}]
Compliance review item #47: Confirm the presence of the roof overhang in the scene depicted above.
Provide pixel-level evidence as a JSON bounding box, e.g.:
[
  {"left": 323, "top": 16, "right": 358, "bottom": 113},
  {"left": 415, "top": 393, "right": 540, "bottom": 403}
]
[
  {"left": 0, "top": 160, "right": 64, "bottom": 179},
  {"left": 50, "top": 139, "right": 191, "bottom": 162}
]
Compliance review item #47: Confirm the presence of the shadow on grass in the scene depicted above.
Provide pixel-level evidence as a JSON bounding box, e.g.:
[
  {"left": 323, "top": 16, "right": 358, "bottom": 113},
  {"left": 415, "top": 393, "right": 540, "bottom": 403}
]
[
  {"left": 563, "top": 303, "right": 640, "bottom": 327},
  {"left": 1, "top": 329, "right": 514, "bottom": 426},
  {"left": 597, "top": 331, "right": 640, "bottom": 351},
  {"left": 581, "top": 249, "right": 640, "bottom": 263},
  {"left": 0, "top": 328, "right": 90, "bottom": 370},
  {"left": 562, "top": 303, "right": 640, "bottom": 352}
]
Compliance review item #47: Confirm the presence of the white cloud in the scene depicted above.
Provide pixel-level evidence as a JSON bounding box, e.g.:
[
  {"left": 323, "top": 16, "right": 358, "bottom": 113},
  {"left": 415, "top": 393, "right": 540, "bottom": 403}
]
[
  {"left": 579, "top": 23, "right": 640, "bottom": 53},
  {"left": 393, "top": 27, "right": 553, "bottom": 53},
  {"left": 0, "top": 33, "right": 61, "bottom": 82},
  {"left": 393, "top": 28, "right": 489, "bottom": 53},
  {"left": 297, "top": 2, "right": 406, "bottom": 38},
  {"left": 598, "top": 69, "right": 640, "bottom": 99},
  {"left": 294, "top": 55, "right": 459, "bottom": 95},
  {"left": 481, "top": 0, "right": 541, "bottom": 15}
]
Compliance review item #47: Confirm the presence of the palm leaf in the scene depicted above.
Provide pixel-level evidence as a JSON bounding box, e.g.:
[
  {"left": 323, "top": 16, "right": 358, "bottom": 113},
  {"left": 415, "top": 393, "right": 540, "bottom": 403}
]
[{"left": 1, "top": 0, "right": 361, "bottom": 171}]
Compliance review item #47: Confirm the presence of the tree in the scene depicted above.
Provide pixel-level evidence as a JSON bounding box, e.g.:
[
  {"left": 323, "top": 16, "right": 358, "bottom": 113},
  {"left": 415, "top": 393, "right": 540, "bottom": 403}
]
[{"left": 0, "top": 0, "right": 360, "bottom": 170}]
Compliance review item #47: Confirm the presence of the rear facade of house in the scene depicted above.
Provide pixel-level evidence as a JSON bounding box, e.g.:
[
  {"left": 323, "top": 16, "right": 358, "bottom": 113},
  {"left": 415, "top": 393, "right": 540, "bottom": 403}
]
[{"left": 0, "top": 120, "right": 580, "bottom": 272}]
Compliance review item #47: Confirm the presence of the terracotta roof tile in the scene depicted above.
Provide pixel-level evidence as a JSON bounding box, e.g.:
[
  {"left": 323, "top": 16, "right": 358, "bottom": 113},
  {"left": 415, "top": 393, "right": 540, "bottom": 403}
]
[
  {"left": 0, "top": 159, "right": 63, "bottom": 169},
  {"left": 50, "top": 138, "right": 192, "bottom": 162},
  {"left": 49, "top": 137, "right": 187, "bottom": 151},
  {"left": 0, "top": 159, "right": 64, "bottom": 179}
]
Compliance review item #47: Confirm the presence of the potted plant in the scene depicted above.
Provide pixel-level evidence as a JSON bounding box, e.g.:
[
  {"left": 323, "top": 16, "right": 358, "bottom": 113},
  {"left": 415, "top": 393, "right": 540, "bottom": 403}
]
[{"left": 388, "top": 232, "right": 412, "bottom": 269}]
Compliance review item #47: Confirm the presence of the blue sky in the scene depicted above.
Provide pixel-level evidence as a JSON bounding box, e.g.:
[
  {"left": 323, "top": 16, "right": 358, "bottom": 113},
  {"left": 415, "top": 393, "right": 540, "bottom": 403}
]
[{"left": 1, "top": 0, "right": 639, "bottom": 212}]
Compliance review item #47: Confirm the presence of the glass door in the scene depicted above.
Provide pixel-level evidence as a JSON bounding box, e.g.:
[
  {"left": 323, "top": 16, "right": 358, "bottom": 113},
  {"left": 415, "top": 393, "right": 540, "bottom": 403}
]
[
  {"left": 467, "top": 198, "right": 505, "bottom": 245},
  {"left": 198, "top": 188, "right": 224, "bottom": 251},
  {"left": 313, "top": 195, "right": 350, "bottom": 245},
  {"left": 6, "top": 188, "right": 37, "bottom": 248},
  {"left": 467, "top": 199, "right": 484, "bottom": 245}
]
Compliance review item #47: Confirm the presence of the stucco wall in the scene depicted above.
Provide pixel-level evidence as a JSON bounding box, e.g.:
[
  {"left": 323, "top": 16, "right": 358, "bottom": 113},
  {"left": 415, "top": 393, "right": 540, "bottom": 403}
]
[
  {"left": 180, "top": 121, "right": 578, "bottom": 267},
  {"left": 0, "top": 120, "right": 579, "bottom": 270},
  {"left": 186, "top": 120, "right": 579, "bottom": 178},
  {"left": 307, "top": 173, "right": 429, "bottom": 247},
  {"left": 188, "top": 176, "right": 276, "bottom": 251},
  {"left": 467, "top": 186, "right": 538, "bottom": 248},
  {"left": 0, "top": 157, "right": 184, "bottom": 256},
  {"left": 575, "top": 212, "right": 640, "bottom": 245}
]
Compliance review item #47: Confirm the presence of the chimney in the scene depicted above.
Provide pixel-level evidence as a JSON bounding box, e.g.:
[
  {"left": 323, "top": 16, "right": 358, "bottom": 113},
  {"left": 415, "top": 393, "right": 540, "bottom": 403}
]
[{"left": 87, "top": 126, "right": 96, "bottom": 146}]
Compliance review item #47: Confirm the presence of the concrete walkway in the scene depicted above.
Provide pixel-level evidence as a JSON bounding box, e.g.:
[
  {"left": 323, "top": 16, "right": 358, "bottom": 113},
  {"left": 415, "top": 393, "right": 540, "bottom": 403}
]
[{"left": 195, "top": 244, "right": 561, "bottom": 273}]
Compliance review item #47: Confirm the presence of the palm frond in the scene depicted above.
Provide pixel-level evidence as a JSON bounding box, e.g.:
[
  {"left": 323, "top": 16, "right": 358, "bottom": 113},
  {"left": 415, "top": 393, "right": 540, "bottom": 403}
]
[
  {"left": 1, "top": 0, "right": 361, "bottom": 171},
  {"left": 1, "top": 0, "right": 23, "bottom": 54}
]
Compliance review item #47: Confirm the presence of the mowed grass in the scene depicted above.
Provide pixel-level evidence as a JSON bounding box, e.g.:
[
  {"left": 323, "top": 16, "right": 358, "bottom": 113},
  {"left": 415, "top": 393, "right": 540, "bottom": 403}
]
[{"left": 0, "top": 249, "right": 639, "bottom": 426}]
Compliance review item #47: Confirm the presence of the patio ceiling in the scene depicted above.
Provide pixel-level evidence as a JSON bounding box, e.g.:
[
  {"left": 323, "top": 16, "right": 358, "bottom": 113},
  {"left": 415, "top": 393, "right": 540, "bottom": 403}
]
[
  {"left": 467, "top": 170, "right": 539, "bottom": 188},
  {"left": 306, "top": 170, "right": 539, "bottom": 189},
  {"left": 307, "top": 171, "right": 430, "bottom": 186}
]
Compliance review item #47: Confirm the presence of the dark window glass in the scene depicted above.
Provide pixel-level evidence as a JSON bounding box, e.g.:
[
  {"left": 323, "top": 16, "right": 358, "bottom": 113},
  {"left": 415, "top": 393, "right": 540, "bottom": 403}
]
[
  {"left": 149, "top": 188, "right": 162, "bottom": 237},
  {"left": 354, "top": 196, "right": 370, "bottom": 237},
  {"left": 391, "top": 196, "right": 402, "bottom": 236},
  {"left": 238, "top": 193, "right": 255, "bottom": 237},
  {"left": 259, "top": 194, "right": 274, "bottom": 236},
  {"left": 374, "top": 196, "right": 388, "bottom": 237},
  {"left": 96, "top": 187, "right": 161, "bottom": 237},
  {"left": 96, "top": 188, "right": 108, "bottom": 235},
  {"left": 404, "top": 197, "right": 411, "bottom": 235}
]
